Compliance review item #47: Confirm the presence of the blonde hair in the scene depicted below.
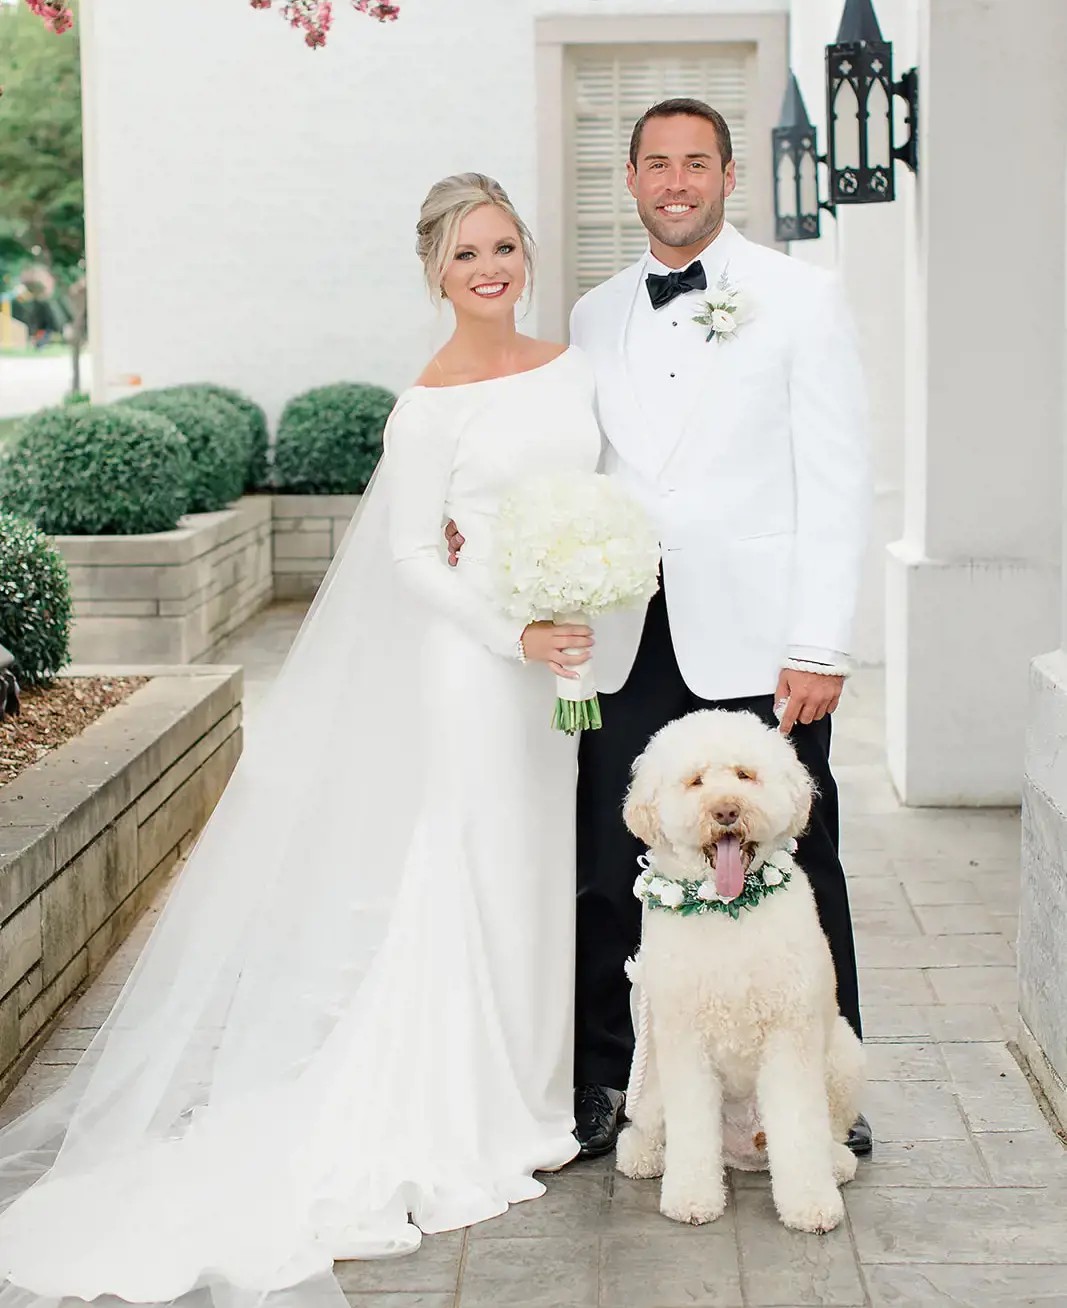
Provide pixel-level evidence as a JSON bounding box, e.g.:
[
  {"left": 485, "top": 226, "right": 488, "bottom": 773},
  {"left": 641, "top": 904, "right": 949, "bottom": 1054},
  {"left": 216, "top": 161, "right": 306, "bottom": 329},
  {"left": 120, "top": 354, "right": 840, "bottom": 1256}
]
[{"left": 415, "top": 173, "right": 535, "bottom": 299}]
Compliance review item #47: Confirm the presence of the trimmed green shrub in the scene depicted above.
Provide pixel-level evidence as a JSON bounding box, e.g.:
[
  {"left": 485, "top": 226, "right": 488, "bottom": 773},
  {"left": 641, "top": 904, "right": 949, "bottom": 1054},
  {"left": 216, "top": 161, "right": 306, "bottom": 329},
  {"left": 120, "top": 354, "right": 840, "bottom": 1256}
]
[
  {"left": 273, "top": 383, "right": 395, "bottom": 494},
  {"left": 171, "top": 383, "right": 270, "bottom": 490},
  {"left": 120, "top": 389, "right": 246, "bottom": 512},
  {"left": 0, "top": 404, "right": 191, "bottom": 535},
  {"left": 0, "top": 512, "right": 73, "bottom": 685}
]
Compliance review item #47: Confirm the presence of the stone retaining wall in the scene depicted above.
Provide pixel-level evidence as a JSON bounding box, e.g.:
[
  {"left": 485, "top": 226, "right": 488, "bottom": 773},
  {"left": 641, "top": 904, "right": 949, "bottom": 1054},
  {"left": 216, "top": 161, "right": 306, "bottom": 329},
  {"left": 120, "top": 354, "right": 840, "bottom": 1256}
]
[
  {"left": 1019, "top": 649, "right": 1067, "bottom": 1128},
  {"left": 0, "top": 666, "right": 242, "bottom": 1099},
  {"left": 271, "top": 494, "right": 360, "bottom": 598},
  {"left": 57, "top": 498, "right": 274, "bottom": 665},
  {"left": 55, "top": 495, "right": 360, "bottom": 663}
]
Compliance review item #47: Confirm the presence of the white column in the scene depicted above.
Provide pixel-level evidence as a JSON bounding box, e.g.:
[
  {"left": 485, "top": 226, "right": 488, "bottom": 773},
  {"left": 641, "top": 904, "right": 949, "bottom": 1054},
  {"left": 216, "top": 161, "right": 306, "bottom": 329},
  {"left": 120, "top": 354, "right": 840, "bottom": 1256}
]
[
  {"left": 78, "top": 0, "right": 105, "bottom": 402},
  {"left": 789, "top": 0, "right": 910, "bottom": 667},
  {"left": 887, "top": 0, "right": 1067, "bottom": 805},
  {"left": 1017, "top": 140, "right": 1067, "bottom": 1130}
]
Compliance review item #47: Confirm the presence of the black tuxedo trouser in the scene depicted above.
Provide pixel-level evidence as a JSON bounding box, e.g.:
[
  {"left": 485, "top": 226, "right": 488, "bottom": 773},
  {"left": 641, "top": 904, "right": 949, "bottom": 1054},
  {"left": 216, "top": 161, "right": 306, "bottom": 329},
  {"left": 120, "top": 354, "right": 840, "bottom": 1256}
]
[{"left": 574, "top": 581, "right": 862, "bottom": 1092}]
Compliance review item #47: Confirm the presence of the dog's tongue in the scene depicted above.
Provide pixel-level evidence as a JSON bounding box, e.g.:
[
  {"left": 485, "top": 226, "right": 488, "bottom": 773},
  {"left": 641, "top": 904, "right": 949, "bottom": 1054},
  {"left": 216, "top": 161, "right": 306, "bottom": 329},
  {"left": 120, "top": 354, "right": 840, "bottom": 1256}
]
[{"left": 714, "top": 834, "right": 745, "bottom": 901}]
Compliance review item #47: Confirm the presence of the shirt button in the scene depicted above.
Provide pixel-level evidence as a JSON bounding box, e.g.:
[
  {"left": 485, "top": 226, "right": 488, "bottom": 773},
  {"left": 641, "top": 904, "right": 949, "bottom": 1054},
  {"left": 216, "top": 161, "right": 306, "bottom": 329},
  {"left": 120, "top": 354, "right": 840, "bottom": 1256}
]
[
  {"left": 672, "top": 321, "right": 678, "bottom": 327},
  {"left": 669, "top": 372, "right": 676, "bottom": 378}
]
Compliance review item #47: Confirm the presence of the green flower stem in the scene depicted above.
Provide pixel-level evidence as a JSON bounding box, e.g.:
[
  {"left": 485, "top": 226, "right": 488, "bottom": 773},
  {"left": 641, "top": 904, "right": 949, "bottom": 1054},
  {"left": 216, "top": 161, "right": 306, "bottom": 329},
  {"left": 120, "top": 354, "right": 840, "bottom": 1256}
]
[{"left": 552, "top": 694, "right": 603, "bottom": 735}]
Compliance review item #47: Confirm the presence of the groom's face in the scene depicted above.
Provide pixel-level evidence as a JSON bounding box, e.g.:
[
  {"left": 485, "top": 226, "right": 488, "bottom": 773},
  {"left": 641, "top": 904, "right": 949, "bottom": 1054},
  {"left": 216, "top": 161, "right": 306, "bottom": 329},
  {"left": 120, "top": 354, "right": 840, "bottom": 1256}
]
[{"left": 626, "top": 114, "right": 736, "bottom": 255}]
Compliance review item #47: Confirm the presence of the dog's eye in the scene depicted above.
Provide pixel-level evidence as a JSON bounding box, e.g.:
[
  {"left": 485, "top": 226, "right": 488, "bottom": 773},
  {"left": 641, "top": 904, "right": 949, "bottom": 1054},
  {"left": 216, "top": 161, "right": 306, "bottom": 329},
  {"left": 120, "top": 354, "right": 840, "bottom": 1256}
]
[
  {"left": 736, "top": 768, "right": 756, "bottom": 782},
  {"left": 686, "top": 775, "right": 704, "bottom": 788}
]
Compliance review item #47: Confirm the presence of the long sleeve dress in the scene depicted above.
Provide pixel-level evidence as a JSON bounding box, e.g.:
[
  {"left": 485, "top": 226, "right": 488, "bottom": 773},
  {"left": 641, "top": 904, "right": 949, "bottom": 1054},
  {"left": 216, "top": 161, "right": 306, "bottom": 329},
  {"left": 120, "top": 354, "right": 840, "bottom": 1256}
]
[{"left": 0, "top": 346, "right": 604, "bottom": 1304}]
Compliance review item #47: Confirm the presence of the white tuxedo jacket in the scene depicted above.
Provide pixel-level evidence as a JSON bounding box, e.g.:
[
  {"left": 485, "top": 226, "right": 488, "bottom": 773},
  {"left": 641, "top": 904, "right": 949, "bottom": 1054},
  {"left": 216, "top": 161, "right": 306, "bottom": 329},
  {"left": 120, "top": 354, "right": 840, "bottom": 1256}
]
[{"left": 569, "top": 223, "right": 871, "bottom": 702}]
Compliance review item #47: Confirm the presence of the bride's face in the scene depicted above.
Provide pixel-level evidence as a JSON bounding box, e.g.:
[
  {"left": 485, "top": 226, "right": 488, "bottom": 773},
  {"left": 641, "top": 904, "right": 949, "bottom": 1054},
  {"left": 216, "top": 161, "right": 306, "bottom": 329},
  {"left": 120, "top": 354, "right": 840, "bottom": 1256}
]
[{"left": 441, "top": 205, "right": 526, "bottom": 319}]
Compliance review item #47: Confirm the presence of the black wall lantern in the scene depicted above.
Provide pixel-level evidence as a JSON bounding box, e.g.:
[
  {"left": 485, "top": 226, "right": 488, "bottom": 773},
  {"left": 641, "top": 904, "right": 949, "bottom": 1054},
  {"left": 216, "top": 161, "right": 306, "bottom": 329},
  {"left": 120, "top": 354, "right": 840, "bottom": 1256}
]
[
  {"left": 825, "top": 0, "right": 919, "bottom": 205},
  {"left": 772, "top": 73, "right": 834, "bottom": 244}
]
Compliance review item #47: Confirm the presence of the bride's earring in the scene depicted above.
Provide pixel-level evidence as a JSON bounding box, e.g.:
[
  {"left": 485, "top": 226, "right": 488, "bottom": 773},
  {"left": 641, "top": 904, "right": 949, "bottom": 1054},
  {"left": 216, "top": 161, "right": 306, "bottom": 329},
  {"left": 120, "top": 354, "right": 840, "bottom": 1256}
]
[{"left": 517, "top": 268, "right": 532, "bottom": 320}]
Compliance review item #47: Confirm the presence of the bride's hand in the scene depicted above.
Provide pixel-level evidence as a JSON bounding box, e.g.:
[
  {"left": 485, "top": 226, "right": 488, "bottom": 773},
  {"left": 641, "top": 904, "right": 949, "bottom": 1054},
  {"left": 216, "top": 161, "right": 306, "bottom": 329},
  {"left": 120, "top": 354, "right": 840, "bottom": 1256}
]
[{"left": 521, "top": 622, "right": 594, "bottom": 679}]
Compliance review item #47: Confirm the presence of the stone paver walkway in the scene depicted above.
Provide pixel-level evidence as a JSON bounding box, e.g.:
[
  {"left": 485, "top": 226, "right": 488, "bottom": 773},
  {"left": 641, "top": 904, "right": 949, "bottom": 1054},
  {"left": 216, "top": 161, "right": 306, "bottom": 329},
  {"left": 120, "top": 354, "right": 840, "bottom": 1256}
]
[{"left": 4, "top": 603, "right": 1066, "bottom": 1306}]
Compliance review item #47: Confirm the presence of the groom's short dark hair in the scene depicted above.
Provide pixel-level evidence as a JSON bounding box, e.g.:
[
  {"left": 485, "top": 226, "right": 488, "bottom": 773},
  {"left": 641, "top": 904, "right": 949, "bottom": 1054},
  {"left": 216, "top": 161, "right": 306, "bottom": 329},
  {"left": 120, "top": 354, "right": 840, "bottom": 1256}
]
[{"left": 629, "top": 99, "right": 733, "bottom": 169}]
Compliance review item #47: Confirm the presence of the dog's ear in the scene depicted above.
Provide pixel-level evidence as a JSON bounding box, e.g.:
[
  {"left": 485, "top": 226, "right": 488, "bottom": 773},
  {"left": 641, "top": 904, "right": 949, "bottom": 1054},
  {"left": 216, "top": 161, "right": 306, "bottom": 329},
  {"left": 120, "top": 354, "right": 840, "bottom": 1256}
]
[
  {"left": 625, "top": 799, "right": 662, "bottom": 847},
  {"left": 623, "top": 752, "right": 662, "bottom": 846},
  {"left": 785, "top": 754, "right": 815, "bottom": 837}
]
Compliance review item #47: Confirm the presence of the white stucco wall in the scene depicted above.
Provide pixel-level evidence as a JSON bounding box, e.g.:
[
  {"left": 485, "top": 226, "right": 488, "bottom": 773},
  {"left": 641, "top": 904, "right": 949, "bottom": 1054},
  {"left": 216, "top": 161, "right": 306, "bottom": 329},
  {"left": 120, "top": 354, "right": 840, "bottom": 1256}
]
[
  {"left": 787, "top": 0, "right": 911, "bottom": 666},
  {"left": 80, "top": 0, "right": 787, "bottom": 424}
]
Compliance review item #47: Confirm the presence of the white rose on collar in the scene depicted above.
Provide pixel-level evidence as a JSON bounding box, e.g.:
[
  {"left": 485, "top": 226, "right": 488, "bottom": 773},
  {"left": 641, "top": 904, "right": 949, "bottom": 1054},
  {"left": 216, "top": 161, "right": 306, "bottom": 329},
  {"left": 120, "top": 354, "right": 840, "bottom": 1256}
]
[
  {"left": 657, "top": 881, "right": 686, "bottom": 908},
  {"left": 697, "top": 880, "right": 718, "bottom": 901},
  {"left": 762, "top": 864, "right": 784, "bottom": 887}
]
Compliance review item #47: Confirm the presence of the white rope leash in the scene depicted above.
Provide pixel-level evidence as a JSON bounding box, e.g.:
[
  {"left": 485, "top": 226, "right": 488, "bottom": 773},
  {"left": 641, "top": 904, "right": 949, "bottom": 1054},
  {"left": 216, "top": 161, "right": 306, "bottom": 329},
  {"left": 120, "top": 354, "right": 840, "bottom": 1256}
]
[{"left": 624, "top": 954, "right": 652, "bottom": 1115}]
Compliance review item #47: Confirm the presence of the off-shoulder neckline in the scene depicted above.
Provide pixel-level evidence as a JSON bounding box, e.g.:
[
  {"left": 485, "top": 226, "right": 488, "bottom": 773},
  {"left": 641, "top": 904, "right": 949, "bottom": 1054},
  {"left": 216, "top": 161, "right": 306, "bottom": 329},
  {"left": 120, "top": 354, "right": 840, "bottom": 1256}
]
[{"left": 402, "top": 346, "right": 574, "bottom": 395}]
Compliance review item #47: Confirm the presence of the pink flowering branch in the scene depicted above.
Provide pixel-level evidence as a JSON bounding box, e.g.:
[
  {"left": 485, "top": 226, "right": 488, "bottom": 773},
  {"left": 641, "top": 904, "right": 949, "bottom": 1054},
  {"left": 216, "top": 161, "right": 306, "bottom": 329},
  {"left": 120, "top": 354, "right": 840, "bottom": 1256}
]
[
  {"left": 251, "top": 0, "right": 399, "bottom": 48},
  {"left": 24, "top": 1, "right": 75, "bottom": 34}
]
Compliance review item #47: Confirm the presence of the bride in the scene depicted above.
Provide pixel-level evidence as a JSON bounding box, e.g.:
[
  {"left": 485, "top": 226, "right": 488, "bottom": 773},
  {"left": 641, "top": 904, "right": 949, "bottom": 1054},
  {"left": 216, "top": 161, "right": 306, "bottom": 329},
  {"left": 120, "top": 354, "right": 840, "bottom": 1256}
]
[{"left": 0, "top": 173, "right": 603, "bottom": 1307}]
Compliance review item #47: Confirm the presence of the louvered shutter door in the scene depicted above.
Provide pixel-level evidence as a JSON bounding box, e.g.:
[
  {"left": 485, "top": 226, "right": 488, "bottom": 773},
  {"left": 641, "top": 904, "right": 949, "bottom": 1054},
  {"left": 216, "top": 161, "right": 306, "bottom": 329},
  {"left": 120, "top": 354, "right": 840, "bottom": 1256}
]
[{"left": 570, "top": 45, "right": 753, "bottom": 300}]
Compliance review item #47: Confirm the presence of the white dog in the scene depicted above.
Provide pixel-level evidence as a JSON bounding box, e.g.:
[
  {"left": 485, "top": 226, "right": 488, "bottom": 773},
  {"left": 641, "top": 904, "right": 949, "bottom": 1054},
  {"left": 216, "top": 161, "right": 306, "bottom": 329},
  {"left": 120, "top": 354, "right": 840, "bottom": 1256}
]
[{"left": 616, "top": 709, "right": 864, "bottom": 1235}]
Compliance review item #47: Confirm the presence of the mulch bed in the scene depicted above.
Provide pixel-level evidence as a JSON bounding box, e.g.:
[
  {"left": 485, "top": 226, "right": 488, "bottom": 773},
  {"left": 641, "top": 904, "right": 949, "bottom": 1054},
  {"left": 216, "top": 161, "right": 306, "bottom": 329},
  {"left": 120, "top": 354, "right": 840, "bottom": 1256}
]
[{"left": 0, "top": 677, "right": 148, "bottom": 788}]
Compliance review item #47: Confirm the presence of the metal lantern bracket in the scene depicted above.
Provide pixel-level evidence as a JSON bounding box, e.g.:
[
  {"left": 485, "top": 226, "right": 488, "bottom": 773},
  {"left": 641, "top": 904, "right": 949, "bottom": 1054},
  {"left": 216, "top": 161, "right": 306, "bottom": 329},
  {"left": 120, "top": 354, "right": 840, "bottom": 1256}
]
[
  {"left": 892, "top": 66, "right": 919, "bottom": 174},
  {"left": 817, "top": 156, "right": 837, "bottom": 218}
]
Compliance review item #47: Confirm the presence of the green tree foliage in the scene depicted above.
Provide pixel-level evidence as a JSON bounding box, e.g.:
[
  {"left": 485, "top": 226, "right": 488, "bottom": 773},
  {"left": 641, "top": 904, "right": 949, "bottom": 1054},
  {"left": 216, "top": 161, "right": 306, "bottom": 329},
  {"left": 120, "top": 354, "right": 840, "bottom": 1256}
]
[{"left": 0, "top": 2, "right": 84, "bottom": 285}]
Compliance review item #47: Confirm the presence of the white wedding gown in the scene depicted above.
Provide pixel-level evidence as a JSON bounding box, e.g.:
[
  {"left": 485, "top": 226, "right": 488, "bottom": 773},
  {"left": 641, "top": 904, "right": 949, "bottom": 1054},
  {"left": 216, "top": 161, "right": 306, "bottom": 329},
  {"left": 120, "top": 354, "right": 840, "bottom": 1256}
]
[{"left": 0, "top": 347, "right": 602, "bottom": 1306}]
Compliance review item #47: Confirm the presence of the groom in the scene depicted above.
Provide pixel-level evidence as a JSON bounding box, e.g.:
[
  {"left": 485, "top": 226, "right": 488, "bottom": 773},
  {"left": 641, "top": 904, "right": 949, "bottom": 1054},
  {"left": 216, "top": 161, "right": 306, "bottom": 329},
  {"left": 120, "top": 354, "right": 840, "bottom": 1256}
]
[{"left": 565, "top": 99, "right": 871, "bottom": 1159}]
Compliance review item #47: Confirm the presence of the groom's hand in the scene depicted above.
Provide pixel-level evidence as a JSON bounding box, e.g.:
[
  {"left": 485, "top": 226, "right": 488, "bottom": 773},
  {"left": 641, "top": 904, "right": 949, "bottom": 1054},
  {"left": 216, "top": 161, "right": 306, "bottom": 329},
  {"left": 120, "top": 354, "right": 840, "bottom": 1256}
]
[
  {"left": 444, "top": 519, "right": 464, "bottom": 567},
  {"left": 775, "top": 669, "right": 843, "bottom": 734}
]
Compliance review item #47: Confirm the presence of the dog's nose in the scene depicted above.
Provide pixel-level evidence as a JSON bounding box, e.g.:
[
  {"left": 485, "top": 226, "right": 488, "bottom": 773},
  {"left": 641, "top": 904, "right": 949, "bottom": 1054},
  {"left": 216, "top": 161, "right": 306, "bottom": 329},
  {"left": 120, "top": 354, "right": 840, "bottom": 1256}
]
[{"left": 713, "top": 805, "right": 740, "bottom": 826}]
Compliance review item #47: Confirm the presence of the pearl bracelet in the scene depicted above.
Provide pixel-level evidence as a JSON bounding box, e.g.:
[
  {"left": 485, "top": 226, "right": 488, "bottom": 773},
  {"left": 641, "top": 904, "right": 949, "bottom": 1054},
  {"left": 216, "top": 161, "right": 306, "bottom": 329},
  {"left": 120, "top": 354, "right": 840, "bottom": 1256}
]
[
  {"left": 515, "top": 636, "right": 528, "bottom": 665},
  {"left": 784, "top": 658, "right": 851, "bottom": 678}
]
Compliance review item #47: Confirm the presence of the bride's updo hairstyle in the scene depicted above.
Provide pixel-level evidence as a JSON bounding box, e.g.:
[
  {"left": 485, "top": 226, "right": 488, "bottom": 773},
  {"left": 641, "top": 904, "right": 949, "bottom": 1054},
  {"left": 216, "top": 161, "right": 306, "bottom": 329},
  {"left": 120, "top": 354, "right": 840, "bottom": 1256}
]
[{"left": 416, "top": 172, "right": 536, "bottom": 299}]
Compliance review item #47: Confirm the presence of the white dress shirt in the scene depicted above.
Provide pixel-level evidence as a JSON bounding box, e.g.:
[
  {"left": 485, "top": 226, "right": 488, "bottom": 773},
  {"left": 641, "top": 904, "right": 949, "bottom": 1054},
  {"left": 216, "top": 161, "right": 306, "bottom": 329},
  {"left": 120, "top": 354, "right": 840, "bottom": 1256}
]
[
  {"left": 625, "top": 237, "right": 728, "bottom": 462},
  {"left": 624, "top": 231, "right": 846, "bottom": 675}
]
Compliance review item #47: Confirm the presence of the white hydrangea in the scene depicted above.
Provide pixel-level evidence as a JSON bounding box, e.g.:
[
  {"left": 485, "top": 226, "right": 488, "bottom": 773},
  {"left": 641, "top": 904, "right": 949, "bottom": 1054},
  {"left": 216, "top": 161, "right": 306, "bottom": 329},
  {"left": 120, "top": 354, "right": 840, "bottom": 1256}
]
[{"left": 495, "top": 473, "right": 661, "bottom": 622}]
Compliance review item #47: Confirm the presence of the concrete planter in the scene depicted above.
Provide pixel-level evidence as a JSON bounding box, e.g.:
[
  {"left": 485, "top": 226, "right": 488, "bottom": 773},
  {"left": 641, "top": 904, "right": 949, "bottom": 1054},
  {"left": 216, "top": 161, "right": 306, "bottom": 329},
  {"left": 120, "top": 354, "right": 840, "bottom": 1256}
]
[
  {"left": 271, "top": 493, "right": 360, "bottom": 598},
  {"left": 0, "top": 665, "right": 242, "bottom": 1098},
  {"left": 56, "top": 497, "right": 273, "bottom": 665},
  {"left": 53, "top": 495, "right": 359, "bottom": 664}
]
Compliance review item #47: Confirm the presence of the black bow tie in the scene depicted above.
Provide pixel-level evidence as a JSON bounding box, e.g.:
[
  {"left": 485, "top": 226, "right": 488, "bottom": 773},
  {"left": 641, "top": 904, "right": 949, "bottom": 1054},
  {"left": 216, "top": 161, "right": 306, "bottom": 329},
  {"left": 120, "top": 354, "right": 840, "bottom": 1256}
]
[{"left": 645, "top": 259, "right": 707, "bottom": 310}]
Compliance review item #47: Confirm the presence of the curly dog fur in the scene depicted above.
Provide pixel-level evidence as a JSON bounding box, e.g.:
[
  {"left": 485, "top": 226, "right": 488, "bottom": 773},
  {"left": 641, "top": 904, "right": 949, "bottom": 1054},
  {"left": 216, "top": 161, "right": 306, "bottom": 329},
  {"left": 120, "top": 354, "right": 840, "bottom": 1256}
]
[{"left": 617, "top": 709, "right": 864, "bottom": 1234}]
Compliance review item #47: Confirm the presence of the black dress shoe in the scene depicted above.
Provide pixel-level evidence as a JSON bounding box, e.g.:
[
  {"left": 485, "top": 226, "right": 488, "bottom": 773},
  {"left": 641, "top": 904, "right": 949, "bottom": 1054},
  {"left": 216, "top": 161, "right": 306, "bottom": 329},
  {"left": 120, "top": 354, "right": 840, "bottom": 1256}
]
[
  {"left": 574, "top": 1084, "right": 625, "bottom": 1159},
  {"left": 846, "top": 1113, "right": 873, "bottom": 1157}
]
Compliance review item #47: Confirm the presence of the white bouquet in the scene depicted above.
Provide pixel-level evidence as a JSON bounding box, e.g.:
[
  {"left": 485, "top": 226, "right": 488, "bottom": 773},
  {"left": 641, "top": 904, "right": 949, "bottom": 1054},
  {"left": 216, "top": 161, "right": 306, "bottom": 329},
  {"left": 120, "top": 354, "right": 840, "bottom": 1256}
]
[{"left": 496, "top": 472, "right": 661, "bottom": 734}]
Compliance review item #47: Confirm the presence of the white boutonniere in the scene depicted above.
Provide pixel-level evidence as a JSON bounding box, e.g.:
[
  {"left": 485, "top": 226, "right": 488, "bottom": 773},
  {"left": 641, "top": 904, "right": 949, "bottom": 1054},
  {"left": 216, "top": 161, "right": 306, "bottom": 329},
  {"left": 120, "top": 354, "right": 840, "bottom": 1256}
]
[{"left": 693, "top": 266, "right": 748, "bottom": 343}]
